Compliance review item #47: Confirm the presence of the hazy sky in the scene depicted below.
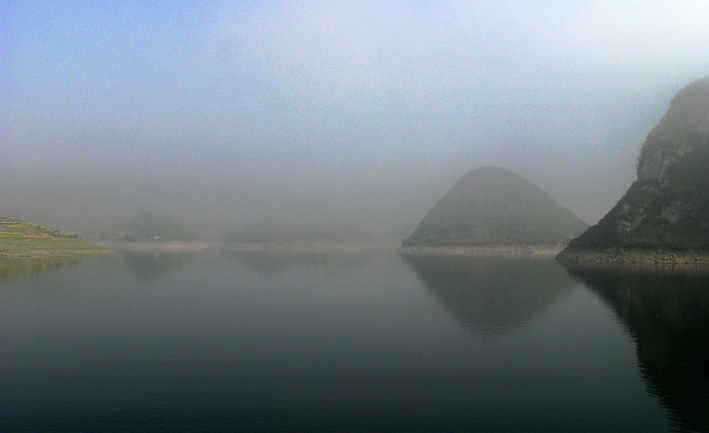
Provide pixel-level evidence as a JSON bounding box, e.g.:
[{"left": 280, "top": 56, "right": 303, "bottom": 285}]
[{"left": 4, "top": 1, "right": 709, "bottom": 228}]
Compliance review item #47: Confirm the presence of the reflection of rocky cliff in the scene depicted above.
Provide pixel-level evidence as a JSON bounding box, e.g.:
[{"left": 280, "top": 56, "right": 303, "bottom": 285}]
[
  {"left": 222, "top": 250, "right": 376, "bottom": 276},
  {"left": 403, "top": 255, "right": 574, "bottom": 334},
  {"left": 569, "top": 267, "right": 709, "bottom": 432},
  {"left": 122, "top": 250, "right": 198, "bottom": 281}
]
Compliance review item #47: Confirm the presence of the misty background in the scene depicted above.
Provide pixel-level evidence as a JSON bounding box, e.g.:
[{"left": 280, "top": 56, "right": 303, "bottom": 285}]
[{"left": 3, "top": 1, "right": 709, "bottom": 239}]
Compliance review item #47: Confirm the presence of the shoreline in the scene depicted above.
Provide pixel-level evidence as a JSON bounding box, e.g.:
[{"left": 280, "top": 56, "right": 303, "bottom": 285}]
[
  {"left": 0, "top": 249, "right": 112, "bottom": 259},
  {"left": 221, "top": 241, "right": 395, "bottom": 254},
  {"left": 399, "top": 245, "right": 564, "bottom": 257},
  {"left": 556, "top": 248, "right": 709, "bottom": 266},
  {"left": 94, "top": 241, "right": 208, "bottom": 252}
]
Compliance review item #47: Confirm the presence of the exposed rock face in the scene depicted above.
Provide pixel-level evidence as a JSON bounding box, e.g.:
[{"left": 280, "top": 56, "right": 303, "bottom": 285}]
[
  {"left": 558, "top": 77, "right": 709, "bottom": 264},
  {"left": 402, "top": 166, "right": 588, "bottom": 247}
]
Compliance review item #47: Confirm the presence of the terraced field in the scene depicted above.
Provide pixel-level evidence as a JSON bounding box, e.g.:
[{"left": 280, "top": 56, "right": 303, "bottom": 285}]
[{"left": 0, "top": 218, "right": 110, "bottom": 258}]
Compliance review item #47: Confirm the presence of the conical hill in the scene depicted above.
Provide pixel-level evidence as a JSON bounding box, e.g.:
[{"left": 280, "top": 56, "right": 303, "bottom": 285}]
[{"left": 402, "top": 167, "right": 588, "bottom": 247}]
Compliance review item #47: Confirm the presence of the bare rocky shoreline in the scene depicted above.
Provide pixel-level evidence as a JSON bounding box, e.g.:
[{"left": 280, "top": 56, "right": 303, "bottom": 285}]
[
  {"left": 94, "top": 241, "right": 208, "bottom": 252},
  {"left": 398, "top": 245, "right": 563, "bottom": 256},
  {"left": 398, "top": 245, "right": 709, "bottom": 269},
  {"left": 556, "top": 248, "right": 709, "bottom": 266},
  {"left": 221, "top": 241, "right": 393, "bottom": 253},
  {"left": 0, "top": 249, "right": 112, "bottom": 259}
]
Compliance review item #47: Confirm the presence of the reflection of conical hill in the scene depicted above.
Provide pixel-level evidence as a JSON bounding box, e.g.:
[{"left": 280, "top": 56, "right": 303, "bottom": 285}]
[
  {"left": 403, "top": 255, "right": 575, "bottom": 335},
  {"left": 569, "top": 267, "right": 709, "bottom": 432}
]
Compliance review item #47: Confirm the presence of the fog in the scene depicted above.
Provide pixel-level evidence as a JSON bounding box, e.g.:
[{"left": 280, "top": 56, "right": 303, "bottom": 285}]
[{"left": 3, "top": 1, "right": 709, "bottom": 238}]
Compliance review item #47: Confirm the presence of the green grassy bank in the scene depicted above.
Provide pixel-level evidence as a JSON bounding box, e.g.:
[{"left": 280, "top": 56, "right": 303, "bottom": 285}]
[{"left": 0, "top": 218, "right": 111, "bottom": 258}]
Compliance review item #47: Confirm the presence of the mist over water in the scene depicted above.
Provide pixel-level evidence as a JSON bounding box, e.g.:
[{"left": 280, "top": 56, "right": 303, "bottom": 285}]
[
  {"left": 5, "top": 2, "right": 709, "bottom": 234},
  {"left": 4, "top": 2, "right": 709, "bottom": 431}
]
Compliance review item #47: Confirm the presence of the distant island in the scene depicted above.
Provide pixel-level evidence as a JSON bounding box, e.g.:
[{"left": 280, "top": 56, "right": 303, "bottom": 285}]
[
  {"left": 557, "top": 76, "right": 709, "bottom": 265},
  {"left": 98, "top": 210, "right": 198, "bottom": 242},
  {"left": 121, "top": 210, "right": 199, "bottom": 242},
  {"left": 222, "top": 218, "right": 382, "bottom": 252},
  {"left": 401, "top": 166, "right": 588, "bottom": 255},
  {"left": 98, "top": 211, "right": 207, "bottom": 252},
  {"left": 0, "top": 217, "right": 110, "bottom": 258}
]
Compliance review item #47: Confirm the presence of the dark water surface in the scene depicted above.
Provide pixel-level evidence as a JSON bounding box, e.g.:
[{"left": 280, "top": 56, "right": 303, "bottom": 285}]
[{"left": 1, "top": 249, "right": 707, "bottom": 432}]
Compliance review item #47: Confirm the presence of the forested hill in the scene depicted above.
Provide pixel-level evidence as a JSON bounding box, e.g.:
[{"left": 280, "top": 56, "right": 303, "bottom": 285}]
[{"left": 402, "top": 166, "right": 588, "bottom": 247}]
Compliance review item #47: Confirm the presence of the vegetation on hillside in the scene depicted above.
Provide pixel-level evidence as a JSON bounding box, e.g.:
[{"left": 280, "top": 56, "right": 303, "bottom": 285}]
[
  {"left": 564, "top": 76, "right": 709, "bottom": 253},
  {"left": 403, "top": 167, "right": 588, "bottom": 247},
  {"left": 0, "top": 217, "right": 109, "bottom": 257}
]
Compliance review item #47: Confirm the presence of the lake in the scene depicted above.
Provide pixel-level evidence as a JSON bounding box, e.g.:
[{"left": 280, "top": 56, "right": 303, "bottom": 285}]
[{"left": 1, "top": 248, "right": 707, "bottom": 432}]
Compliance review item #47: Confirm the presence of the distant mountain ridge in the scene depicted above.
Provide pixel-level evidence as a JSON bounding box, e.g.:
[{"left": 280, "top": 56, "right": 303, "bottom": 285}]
[
  {"left": 558, "top": 76, "right": 709, "bottom": 263},
  {"left": 223, "top": 218, "right": 378, "bottom": 244},
  {"left": 403, "top": 166, "right": 588, "bottom": 247},
  {"left": 102, "top": 211, "right": 198, "bottom": 242}
]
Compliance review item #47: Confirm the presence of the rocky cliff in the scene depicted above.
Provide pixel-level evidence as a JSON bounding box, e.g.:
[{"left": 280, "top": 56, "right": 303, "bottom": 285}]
[{"left": 558, "top": 77, "right": 709, "bottom": 264}]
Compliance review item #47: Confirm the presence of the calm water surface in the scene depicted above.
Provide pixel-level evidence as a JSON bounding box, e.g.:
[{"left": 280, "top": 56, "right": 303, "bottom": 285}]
[{"left": 1, "top": 249, "right": 707, "bottom": 432}]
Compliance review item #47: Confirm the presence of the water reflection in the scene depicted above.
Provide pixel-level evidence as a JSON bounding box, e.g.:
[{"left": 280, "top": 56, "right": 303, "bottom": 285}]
[
  {"left": 222, "top": 249, "right": 376, "bottom": 275},
  {"left": 569, "top": 267, "right": 709, "bottom": 433},
  {"left": 403, "top": 255, "right": 575, "bottom": 335},
  {"left": 0, "top": 257, "right": 79, "bottom": 280},
  {"left": 122, "top": 250, "right": 199, "bottom": 281}
]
